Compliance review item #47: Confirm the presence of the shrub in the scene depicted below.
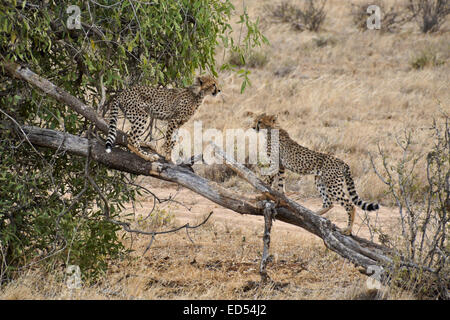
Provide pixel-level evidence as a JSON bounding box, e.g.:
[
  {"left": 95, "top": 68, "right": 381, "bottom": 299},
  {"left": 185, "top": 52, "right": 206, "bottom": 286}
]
[
  {"left": 0, "top": 138, "right": 131, "bottom": 282},
  {"left": 410, "top": 49, "right": 445, "bottom": 69},
  {"left": 370, "top": 115, "right": 449, "bottom": 299},
  {"left": 405, "top": 0, "right": 450, "bottom": 33},
  {"left": 227, "top": 50, "right": 269, "bottom": 68},
  {"left": 312, "top": 35, "right": 337, "bottom": 48},
  {"left": 350, "top": 1, "right": 409, "bottom": 32},
  {"left": 264, "top": 0, "right": 327, "bottom": 32}
]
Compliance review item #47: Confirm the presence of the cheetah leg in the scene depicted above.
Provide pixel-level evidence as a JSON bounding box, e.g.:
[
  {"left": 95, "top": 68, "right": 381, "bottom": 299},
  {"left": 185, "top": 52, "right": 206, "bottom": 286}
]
[
  {"left": 128, "top": 116, "right": 159, "bottom": 162},
  {"left": 162, "top": 119, "right": 182, "bottom": 162},
  {"left": 255, "top": 173, "right": 276, "bottom": 202},
  {"left": 341, "top": 205, "right": 356, "bottom": 236},
  {"left": 334, "top": 179, "right": 355, "bottom": 235},
  {"left": 275, "top": 165, "right": 286, "bottom": 193},
  {"left": 260, "top": 165, "right": 285, "bottom": 189},
  {"left": 127, "top": 144, "right": 159, "bottom": 161},
  {"left": 317, "top": 206, "right": 334, "bottom": 216},
  {"left": 315, "top": 175, "right": 334, "bottom": 215},
  {"left": 260, "top": 173, "right": 275, "bottom": 187}
]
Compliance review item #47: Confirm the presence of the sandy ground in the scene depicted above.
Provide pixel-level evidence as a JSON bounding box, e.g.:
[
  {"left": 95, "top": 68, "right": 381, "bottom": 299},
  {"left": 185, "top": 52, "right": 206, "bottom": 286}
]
[
  {"left": 128, "top": 184, "right": 399, "bottom": 242},
  {"left": 0, "top": 182, "right": 414, "bottom": 300}
]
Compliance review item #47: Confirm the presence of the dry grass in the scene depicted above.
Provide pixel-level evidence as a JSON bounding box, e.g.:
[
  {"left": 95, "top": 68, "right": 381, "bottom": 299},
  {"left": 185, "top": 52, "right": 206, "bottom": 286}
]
[
  {"left": 0, "top": 188, "right": 416, "bottom": 300},
  {"left": 1, "top": 0, "right": 448, "bottom": 299},
  {"left": 191, "top": 0, "right": 449, "bottom": 204}
]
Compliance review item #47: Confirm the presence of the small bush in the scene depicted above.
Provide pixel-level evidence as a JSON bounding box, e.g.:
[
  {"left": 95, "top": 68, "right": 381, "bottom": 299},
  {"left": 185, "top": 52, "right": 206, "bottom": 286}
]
[
  {"left": 410, "top": 49, "right": 445, "bottom": 69},
  {"left": 406, "top": 0, "right": 450, "bottom": 33},
  {"left": 0, "top": 141, "right": 130, "bottom": 284},
  {"left": 370, "top": 116, "right": 450, "bottom": 299},
  {"left": 264, "top": 0, "right": 327, "bottom": 32},
  {"left": 312, "top": 35, "right": 337, "bottom": 48},
  {"left": 350, "top": 1, "right": 408, "bottom": 32},
  {"left": 264, "top": 1, "right": 296, "bottom": 23},
  {"left": 246, "top": 51, "right": 269, "bottom": 68},
  {"left": 273, "top": 65, "right": 295, "bottom": 77},
  {"left": 227, "top": 50, "right": 269, "bottom": 68}
]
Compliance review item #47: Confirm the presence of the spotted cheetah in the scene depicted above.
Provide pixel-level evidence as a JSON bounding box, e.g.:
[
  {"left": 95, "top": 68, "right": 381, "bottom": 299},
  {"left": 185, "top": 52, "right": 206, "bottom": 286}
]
[
  {"left": 252, "top": 113, "right": 379, "bottom": 235},
  {"left": 105, "top": 75, "right": 220, "bottom": 161}
]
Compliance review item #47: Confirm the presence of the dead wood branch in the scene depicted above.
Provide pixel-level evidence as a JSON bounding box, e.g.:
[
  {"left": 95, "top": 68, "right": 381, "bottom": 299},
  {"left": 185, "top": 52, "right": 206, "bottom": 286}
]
[
  {"left": 260, "top": 201, "right": 276, "bottom": 282},
  {"left": 1, "top": 60, "right": 438, "bottom": 279},
  {"left": 8, "top": 124, "right": 430, "bottom": 276}
]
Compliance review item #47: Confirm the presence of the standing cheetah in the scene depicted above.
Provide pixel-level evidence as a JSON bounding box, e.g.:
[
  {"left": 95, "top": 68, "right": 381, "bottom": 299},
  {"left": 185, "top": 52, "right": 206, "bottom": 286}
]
[
  {"left": 105, "top": 75, "right": 220, "bottom": 161},
  {"left": 252, "top": 113, "right": 379, "bottom": 235}
]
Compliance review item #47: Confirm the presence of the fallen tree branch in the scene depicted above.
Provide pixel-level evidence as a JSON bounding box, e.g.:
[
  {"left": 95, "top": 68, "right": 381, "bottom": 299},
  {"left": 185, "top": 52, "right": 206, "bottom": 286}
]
[
  {"left": 1, "top": 60, "right": 437, "bottom": 279},
  {"left": 9, "top": 124, "right": 433, "bottom": 276}
]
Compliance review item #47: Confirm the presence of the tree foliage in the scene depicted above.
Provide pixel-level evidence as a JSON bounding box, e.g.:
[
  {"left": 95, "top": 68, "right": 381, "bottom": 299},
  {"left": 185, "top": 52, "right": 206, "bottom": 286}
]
[{"left": 0, "top": 0, "right": 266, "bottom": 284}]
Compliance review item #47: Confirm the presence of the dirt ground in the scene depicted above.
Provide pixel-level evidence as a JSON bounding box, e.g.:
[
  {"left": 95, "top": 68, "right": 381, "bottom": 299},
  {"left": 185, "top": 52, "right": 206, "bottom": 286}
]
[
  {"left": 135, "top": 184, "right": 398, "bottom": 239},
  {"left": 0, "top": 182, "right": 413, "bottom": 300}
]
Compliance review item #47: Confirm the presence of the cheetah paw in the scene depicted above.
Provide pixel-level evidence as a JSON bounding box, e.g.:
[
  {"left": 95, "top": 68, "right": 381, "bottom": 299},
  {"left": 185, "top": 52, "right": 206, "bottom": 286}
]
[
  {"left": 341, "top": 228, "right": 352, "bottom": 236},
  {"left": 128, "top": 145, "right": 160, "bottom": 162},
  {"left": 138, "top": 153, "right": 160, "bottom": 162},
  {"left": 141, "top": 141, "right": 158, "bottom": 151},
  {"left": 163, "top": 153, "right": 173, "bottom": 162}
]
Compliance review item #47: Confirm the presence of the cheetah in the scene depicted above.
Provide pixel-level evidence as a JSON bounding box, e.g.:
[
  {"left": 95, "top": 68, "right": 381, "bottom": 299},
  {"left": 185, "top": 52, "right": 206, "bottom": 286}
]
[
  {"left": 105, "top": 75, "right": 220, "bottom": 161},
  {"left": 252, "top": 113, "right": 379, "bottom": 235}
]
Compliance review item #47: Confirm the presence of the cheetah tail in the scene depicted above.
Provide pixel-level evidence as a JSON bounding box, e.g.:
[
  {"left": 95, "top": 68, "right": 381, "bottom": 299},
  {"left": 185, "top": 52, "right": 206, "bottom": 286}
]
[
  {"left": 344, "top": 165, "right": 379, "bottom": 211},
  {"left": 105, "top": 99, "right": 119, "bottom": 153}
]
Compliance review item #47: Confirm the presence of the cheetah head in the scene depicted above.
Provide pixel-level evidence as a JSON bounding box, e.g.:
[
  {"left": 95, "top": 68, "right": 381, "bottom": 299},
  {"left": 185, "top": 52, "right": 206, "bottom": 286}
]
[
  {"left": 195, "top": 75, "right": 221, "bottom": 96},
  {"left": 252, "top": 113, "right": 278, "bottom": 132}
]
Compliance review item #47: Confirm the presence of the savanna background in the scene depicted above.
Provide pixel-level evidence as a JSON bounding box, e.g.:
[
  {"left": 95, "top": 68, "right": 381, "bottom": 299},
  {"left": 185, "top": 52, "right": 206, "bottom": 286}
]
[{"left": 0, "top": 0, "right": 448, "bottom": 300}]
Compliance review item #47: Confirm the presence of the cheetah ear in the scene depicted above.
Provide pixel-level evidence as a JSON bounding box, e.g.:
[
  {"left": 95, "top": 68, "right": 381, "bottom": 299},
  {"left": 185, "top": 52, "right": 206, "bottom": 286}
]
[
  {"left": 197, "top": 76, "right": 203, "bottom": 86},
  {"left": 242, "top": 111, "right": 254, "bottom": 118}
]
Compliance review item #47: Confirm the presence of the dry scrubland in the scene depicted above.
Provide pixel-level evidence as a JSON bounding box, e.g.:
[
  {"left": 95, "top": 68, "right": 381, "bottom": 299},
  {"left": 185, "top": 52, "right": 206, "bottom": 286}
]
[
  {"left": 195, "top": 0, "right": 449, "bottom": 203},
  {"left": 1, "top": 189, "right": 413, "bottom": 300},
  {"left": 1, "top": 0, "right": 448, "bottom": 299}
]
